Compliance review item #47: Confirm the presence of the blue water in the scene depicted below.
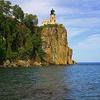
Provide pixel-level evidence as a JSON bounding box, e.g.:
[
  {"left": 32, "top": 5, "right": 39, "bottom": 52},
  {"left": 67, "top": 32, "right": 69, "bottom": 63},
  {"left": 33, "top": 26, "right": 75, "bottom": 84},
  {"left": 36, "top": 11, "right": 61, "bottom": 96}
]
[{"left": 0, "top": 63, "right": 100, "bottom": 100}]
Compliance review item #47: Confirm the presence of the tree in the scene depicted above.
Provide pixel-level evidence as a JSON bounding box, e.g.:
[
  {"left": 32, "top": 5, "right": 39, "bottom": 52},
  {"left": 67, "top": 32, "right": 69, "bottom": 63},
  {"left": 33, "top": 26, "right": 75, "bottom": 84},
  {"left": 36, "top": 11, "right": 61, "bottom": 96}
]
[
  {"left": 24, "top": 14, "right": 38, "bottom": 30},
  {"left": 0, "top": 0, "right": 11, "bottom": 16},
  {"left": 12, "top": 5, "right": 24, "bottom": 21},
  {"left": 0, "top": 35, "right": 6, "bottom": 64},
  {"left": 0, "top": 0, "right": 5, "bottom": 14},
  {"left": 31, "top": 34, "right": 45, "bottom": 61},
  {"left": 4, "top": 1, "right": 11, "bottom": 16}
]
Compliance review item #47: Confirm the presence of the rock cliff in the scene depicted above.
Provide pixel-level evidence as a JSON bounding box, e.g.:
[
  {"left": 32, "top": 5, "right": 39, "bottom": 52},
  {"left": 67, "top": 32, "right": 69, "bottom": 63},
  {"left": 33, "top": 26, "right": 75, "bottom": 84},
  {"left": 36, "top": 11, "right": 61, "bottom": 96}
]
[{"left": 40, "top": 24, "right": 73, "bottom": 64}]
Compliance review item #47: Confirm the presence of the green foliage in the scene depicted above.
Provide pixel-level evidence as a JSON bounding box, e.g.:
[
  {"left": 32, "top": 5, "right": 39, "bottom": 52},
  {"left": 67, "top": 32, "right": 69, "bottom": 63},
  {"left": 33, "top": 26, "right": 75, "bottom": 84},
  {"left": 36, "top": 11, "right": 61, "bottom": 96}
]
[
  {"left": 31, "top": 34, "right": 45, "bottom": 61},
  {"left": 0, "top": 0, "right": 45, "bottom": 64},
  {"left": 24, "top": 14, "right": 38, "bottom": 30},
  {"left": 12, "top": 5, "right": 24, "bottom": 21},
  {"left": 0, "top": 35, "right": 6, "bottom": 64},
  {"left": 0, "top": 0, "right": 11, "bottom": 16}
]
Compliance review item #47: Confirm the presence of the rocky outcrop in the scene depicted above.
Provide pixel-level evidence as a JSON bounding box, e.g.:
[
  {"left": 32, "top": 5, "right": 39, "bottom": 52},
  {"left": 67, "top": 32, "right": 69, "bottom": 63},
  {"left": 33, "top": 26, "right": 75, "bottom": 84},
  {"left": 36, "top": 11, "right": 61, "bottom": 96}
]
[
  {"left": 40, "top": 24, "right": 73, "bottom": 64},
  {"left": 2, "top": 60, "right": 42, "bottom": 67},
  {"left": 67, "top": 47, "right": 73, "bottom": 64}
]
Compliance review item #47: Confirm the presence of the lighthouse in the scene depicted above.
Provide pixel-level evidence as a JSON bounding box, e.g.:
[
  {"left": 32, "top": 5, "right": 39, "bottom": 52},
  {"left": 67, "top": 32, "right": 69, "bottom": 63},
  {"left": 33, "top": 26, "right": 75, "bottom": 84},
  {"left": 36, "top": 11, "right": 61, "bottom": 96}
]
[
  {"left": 49, "top": 9, "right": 56, "bottom": 24},
  {"left": 42, "top": 9, "right": 56, "bottom": 25}
]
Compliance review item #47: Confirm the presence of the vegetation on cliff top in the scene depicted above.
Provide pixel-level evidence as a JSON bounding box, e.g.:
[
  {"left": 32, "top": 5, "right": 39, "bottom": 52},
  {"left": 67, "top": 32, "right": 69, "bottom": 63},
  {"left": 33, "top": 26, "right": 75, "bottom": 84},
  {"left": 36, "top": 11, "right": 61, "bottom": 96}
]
[{"left": 0, "top": 0, "right": 45, "bottom": 65}]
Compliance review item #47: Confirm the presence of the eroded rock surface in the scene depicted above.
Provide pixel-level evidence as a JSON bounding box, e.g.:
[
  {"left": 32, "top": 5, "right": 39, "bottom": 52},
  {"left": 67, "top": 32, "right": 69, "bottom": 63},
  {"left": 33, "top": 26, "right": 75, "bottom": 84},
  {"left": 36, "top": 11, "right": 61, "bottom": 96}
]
[{"left": 40, "top": 24, "right": 73, "bottom": 64}]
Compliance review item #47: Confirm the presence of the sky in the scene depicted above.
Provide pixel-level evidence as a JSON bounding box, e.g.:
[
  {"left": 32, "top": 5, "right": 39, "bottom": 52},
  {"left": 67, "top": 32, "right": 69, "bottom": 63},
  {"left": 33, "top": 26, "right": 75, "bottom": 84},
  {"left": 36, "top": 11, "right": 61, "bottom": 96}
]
[{"left": 10, "top": 0, "right": 100, "bottom": 62}]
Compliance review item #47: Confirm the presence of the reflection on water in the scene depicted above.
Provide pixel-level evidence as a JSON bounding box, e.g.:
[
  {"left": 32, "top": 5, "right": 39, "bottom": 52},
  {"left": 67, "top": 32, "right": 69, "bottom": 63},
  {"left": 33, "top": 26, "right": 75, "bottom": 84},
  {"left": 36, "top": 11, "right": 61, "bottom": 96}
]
[{"left": 0, "top": 64, "right": 100, "bottom": 100}]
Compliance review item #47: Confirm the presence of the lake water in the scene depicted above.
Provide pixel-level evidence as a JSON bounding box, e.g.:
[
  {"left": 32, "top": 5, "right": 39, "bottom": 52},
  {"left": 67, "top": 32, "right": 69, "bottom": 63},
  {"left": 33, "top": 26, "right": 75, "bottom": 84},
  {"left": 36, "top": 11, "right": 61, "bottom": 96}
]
[{"left": 0, "top": 63, "right": 100, "bottom": 100}]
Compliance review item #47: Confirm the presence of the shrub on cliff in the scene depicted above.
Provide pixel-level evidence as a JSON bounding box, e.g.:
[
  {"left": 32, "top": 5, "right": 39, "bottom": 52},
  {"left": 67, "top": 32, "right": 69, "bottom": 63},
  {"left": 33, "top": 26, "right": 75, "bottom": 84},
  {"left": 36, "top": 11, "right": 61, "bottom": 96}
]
[{"left": 31, "top": 34, "right": 45, "bottom": 61}]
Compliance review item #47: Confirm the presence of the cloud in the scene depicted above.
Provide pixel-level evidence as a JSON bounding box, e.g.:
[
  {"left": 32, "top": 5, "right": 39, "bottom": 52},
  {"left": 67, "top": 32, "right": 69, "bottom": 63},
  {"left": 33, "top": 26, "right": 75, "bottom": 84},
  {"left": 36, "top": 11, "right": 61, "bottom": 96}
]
[
  {"left": 10, "top": 0, "right": 100, "bottom": 28},
  {"left": 72, "top": 34, "right": 100, "bottom": 62},
  {"left": 58, "top": 16, "right": 100, "bottom": 39},
  {"left": 76, "top": 34, "right": 100, "bottom": 50},
  {"left": 19, "top": 0, "right": 51, "bottom": 15},
  {"left": 66, "top": 17, "right": 100, "bottom": 28},
  {"left": 58, "top": 0, "right": 100, "bottom": 11},
  {"left": 10, "top": 0, "right": 52, "bottom": 15},
  {"left": 11, "top": 0, "right": 99, "bottom": 16},
  {"left": 67, "top": 28, "right": 87, "bottom": 37}
]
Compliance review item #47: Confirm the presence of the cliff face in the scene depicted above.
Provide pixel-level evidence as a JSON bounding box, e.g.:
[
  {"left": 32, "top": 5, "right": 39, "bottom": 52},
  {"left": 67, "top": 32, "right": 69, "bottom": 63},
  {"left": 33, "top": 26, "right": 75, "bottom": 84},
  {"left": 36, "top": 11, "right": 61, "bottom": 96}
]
[{"left": 40, "top": 24, "right": 73, "bottom": 64}]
